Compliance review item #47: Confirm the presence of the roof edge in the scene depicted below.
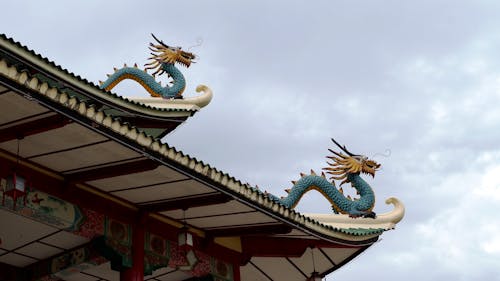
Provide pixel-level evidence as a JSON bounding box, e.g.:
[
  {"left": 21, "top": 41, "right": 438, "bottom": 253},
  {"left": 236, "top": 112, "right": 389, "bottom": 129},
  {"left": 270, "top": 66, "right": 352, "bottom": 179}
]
[
  {"left": 0, "top": 53, "right": 390, "bottom": 244},
  {"left": 0, "top": 34, "right": 199, "bottom": 119}
]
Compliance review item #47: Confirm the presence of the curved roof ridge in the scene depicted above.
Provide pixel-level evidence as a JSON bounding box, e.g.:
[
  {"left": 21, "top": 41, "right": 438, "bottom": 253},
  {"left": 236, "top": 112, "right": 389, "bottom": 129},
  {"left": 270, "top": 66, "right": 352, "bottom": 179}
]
[
  {"left": 0, "top": 40, "right": 403, "bottom": 243},
  {"left": 0, "top": 33, "right": 199, "bottom": 116}
]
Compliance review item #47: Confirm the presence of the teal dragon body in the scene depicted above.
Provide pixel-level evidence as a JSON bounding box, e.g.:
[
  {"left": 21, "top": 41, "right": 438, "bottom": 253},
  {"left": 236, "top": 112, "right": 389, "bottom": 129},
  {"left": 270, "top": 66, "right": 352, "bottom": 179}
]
[
  {"left": 268, "top": 139, "right": 380, "bottom": 218},
  {"left": 99, "top": 34, "right": 195, "bottom": 99}
]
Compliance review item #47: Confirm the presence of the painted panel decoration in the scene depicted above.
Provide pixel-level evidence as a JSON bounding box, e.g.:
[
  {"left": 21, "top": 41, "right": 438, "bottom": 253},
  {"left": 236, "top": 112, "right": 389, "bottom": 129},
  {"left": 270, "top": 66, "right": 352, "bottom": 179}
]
[
  {"left": 210, "top": 258, "right": 233, "bottom": 281},
  {"left": 104, "top": 217, "right": 132, "bottom": 267},
  {"left": 169, "top": 241, "right": 190, "bottom": 268},
  {"left": 72, "top": 208, "right": 105, "bottom": 239},
  {"left": 169, "top": 243, "right": 209, "bottom": 275},
  {"left": 189, "top": 250, "right": 211, "bottom": 277},
  {"left": 0, "top": 187, "right": 84, "bottom": 231},
  {"left": 144, "top": 232, "right": 170, "bottom": 275},
  {"left": 0, "top": 179, "right": 233, "bottom": 279},
  {"left": 51, "top": 249, "right": 108, "bottom": 279},
  {"left": 25, "top": 240, "right": 107, "bottom": 281}
]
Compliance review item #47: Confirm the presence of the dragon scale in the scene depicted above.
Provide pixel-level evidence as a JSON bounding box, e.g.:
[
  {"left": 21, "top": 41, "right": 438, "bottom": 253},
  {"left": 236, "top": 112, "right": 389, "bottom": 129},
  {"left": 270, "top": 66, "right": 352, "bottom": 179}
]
[
  {"left": 271, "top": 173, "right": 375, "bottom": 216},
  {"left": 99, "top": 34, "right": 195, "bottom": 99},
  {"left": 268, "top": 139, "right": 381, "bottom": 218},
  {"left": 100, "top": 63, "right": 186, "bottom": 98}
]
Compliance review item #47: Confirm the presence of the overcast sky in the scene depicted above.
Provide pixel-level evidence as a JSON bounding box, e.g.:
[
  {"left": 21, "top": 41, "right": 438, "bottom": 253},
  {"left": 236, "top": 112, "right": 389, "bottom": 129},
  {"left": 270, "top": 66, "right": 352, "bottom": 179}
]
[{"left": 2, "top": 1, "right": 500, "bottom": 280}]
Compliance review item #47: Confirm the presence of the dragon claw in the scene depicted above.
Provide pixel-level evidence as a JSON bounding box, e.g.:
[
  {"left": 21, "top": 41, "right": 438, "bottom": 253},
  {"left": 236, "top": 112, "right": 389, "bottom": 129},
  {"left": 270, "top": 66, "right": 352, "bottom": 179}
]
[
  {"left": 349, "top": 212, "right": 376, "bottom": 219},
  {"left": 363, "top": 212, "right": 376, "bottom": 219}
]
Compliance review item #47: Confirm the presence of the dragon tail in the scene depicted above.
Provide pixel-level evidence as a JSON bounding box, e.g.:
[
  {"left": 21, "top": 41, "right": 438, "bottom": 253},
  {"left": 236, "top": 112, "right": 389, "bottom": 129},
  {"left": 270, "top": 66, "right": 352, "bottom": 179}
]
[
  {"left": 99, "top": 66, "right": 164, "bottom": 97},
  {"left": 267, "top": 171, "right": 357, "bottom": 213}
]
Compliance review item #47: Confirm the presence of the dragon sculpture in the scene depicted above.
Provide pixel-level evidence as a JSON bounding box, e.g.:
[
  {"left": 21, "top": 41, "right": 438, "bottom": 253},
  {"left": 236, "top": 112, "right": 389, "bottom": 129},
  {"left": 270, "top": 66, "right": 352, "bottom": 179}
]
[
  {"left": 99, "top": 34, "right": 195, "bottom": 99},
  {"left": 268, "top": 139, "right": 380, "bottom": 218}
]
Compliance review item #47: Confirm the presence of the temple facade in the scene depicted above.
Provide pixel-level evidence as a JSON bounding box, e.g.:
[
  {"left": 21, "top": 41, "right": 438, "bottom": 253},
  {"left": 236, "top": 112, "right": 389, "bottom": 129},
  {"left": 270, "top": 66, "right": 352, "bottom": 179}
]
[{"left": 0, "top": 34, "right": 404, "bottom": 281}]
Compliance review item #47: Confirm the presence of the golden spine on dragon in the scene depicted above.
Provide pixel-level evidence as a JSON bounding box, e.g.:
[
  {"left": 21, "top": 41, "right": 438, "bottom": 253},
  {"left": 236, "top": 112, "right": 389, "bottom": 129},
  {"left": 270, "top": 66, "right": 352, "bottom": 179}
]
[
  {"left": 99, "top": 34, "right": 197, "bottom": 99},
  {"left": 268, "top": 139, "right": 381, "bottom": 218}
]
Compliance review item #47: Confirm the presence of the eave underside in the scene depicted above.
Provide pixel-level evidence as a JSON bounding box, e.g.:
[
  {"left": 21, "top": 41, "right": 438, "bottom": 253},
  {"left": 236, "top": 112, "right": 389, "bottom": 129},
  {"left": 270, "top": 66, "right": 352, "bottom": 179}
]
[{"left": 0, "top": 61, "right": 379, "bottom": 280}]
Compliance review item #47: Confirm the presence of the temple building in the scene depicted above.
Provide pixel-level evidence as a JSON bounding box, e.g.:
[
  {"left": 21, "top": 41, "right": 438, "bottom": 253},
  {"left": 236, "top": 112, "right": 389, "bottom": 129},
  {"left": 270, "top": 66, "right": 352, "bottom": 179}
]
[{"left": 0, "top": 34, "right": 404, "bottom": 281}]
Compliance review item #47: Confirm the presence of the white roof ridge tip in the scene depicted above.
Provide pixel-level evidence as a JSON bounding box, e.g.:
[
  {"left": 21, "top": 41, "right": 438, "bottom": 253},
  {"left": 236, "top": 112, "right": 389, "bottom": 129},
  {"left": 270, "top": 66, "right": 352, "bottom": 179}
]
[
  {"left": 1, "top": 54, "right": 387, "bottom": 242},
  {"left": 304, "top": 197, "right": 405, "bottom": 231},
  {"left": 129, "top": 84, "right": 213, "bottom": 111}
]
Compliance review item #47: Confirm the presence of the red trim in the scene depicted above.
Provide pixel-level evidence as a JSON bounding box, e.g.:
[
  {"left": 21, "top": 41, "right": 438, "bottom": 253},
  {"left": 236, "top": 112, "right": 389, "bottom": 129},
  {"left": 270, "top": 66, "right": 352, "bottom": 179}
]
[
  {"left": 0, "top": 151, "right": 138, "bottom": 224},
  {"left": 233, "top": 261, "right": 241, "bottom": 281},
  {"left": 0, "top": 149, "right": 366, "bottom": 277},
  {"left": 145, "top": 216, "right": 244, "bottom": 265},
  {"left": 120, "top": 214, "right": 146, "bottom": 281},
  {"left": 0, "top": 114, "right": 71, "bottom": 142}
]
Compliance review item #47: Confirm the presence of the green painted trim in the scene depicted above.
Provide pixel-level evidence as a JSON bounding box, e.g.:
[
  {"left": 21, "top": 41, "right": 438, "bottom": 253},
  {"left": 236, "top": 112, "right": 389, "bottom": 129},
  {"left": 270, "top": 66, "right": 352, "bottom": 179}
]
[{"left": 338, "top": 228, "right": 385, "bottom": 235}]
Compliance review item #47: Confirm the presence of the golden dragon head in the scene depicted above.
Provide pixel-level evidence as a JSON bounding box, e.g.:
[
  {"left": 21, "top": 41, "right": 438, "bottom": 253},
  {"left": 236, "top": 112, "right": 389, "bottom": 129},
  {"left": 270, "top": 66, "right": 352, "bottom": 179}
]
[
  {"left": 144, "top": 34, "right": 196, "bottom": 76},
  {"left": 323, "top": 138, "right": 381, "bottom": 185}
]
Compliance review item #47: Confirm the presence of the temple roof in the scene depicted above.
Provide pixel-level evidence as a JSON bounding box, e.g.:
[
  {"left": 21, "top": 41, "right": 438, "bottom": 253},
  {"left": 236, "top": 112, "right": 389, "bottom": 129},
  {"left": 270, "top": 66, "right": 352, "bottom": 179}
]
[
  {"left": 0, "top": 34, "right": 212, "bottom": 139},
  {"left": 0, "top": 34, "right": 403, "bottom": 280}
]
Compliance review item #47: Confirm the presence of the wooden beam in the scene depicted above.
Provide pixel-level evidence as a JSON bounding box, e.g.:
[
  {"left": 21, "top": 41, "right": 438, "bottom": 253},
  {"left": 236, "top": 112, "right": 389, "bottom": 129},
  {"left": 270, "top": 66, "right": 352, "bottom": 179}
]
[
  {"left": 0, "top": 114, "right": 71, "bottom": 142},
  {"left": 0, "top": 149, "right": 138, "bottom": 224},
  {"left": 0, "top": 150, "right": 246, "bottom": 266},
  {"left": 207, "top": 224, "right": 292, "bottom": 237},
  {"left": 139, "top": 193, "right": 231, "bottom": 212},
  {"left": 64, "top": 159, "right": 159, "bottom": 182}
]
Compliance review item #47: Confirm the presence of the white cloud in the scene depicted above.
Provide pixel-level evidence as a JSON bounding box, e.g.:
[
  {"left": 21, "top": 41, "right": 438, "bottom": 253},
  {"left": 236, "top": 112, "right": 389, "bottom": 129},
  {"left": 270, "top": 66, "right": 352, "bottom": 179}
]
[
  {"left": 412, "top": 162, "right": 500, "bottom": 273},
  {"left": 4, "top": 1, "right": 500, "bottom": 280},
  {"left": 474, "top": 163, "right": 500, "bottom": 202},
  {"left": 482, "top": 237, "right": 500, "bottom": 254}
]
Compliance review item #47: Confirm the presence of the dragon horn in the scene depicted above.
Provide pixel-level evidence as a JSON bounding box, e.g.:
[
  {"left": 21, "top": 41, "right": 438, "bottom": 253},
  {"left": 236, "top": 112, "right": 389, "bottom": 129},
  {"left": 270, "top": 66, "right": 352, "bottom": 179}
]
[
  {"left": 328, "top": 149, "right": 347, "bottom": 158},
  {"left": 325, "top": 170, "right": 345, "bottom": 175},
  {"left": 151, "top": 33, "right": 170, "bottom": 48},
  {"left": 331, "top": 138, "right": 359, "bottom": 157}
]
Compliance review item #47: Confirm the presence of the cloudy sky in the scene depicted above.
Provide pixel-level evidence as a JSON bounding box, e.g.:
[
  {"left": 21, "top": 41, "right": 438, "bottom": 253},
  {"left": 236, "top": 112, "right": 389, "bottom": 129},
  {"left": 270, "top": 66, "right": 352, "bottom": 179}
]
[{"left": 2, "top": 1, "right": 500, "bottom": 280}]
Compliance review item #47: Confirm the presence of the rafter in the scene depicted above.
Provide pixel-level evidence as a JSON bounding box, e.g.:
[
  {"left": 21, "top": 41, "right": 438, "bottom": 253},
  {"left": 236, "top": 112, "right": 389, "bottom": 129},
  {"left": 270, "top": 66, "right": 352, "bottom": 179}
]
[
  {"left": 64, "top": 158, "right": 159, "bottom": 182},
  {"left": 0, "top": 114, "right": 71, "bottom": 142},
  {"left": 207, "top": 224, "right": 292, "bottom": 237},
  {"left": 139, "top": 192, "right": 231, "bottom": 212}
]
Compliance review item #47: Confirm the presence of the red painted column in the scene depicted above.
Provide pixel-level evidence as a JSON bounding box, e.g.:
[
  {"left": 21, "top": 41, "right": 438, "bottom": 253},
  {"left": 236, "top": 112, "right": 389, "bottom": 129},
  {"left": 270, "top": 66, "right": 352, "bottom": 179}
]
[
  {"left": 120, "top": 214, "right": 146, "bottom": 281},
  {"left": 233, "top": 262, "right": 241, "bottom": 281}
]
